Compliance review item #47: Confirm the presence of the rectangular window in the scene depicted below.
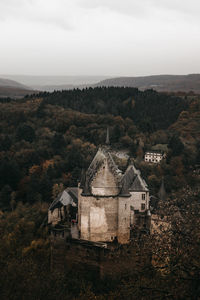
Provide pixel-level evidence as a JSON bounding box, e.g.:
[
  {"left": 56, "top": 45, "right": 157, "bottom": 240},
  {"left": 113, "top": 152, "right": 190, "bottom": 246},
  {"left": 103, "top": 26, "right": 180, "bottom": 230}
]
[
  {"left": 141, "top": 203, "right": 145, "bottom": 210},
  {"left": 142, "top": 193, "right": 145, "bottom": 200},
  {"left": 125, "top": 204, "right": 127, "bottom": 210}
]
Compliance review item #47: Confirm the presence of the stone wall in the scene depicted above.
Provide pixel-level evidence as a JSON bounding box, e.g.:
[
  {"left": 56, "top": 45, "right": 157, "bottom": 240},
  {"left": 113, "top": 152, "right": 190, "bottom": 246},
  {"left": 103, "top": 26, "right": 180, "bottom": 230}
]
[
  {"left": 49, "top": 189, "right": 150, "bottom": 244},
  {"left": 130, "top": 191, "right": 149, "bottom": 213},
  {"left": 117, "top": 196, "right": 131, "bottom": 244},
  {"left": 79, "top": 194, "right": 118, "bottom": 242},
  {"left": 79, "top": 192, "right": 131, "bottom": 244}
]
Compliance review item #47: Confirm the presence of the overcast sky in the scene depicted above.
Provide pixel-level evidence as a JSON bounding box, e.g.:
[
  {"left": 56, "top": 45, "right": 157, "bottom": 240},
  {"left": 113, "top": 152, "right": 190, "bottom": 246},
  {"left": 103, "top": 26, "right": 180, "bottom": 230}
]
[{"left": 0, "top": 0, "right": 200, "bottom": 76}]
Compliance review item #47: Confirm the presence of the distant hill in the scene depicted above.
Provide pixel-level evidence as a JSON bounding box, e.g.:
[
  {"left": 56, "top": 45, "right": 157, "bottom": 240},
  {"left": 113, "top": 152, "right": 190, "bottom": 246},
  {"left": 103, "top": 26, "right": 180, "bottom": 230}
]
[
  {"left": 0, "top": 78, "right": 29, "bottom": 89},
  {"left": 0, "top": 75, "right": 110, "bottom": 92},
  {"left": 1, "top": 74, "right": 200, "bottom": 94},
  {"left": 95, "top": 74, "right": 200, "bottom": 94},
  {"left": 0, "top": 78, "right": 36, "bottom": 98}
]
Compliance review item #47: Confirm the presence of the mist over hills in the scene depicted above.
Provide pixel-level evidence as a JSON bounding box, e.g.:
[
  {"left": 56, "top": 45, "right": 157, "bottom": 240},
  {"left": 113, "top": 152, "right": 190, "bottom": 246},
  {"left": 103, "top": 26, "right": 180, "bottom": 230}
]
[
  {"left": 1, "top": 74, "right": 200, "bottom": 97},
  {"left": 0, "top": 75, "right": 110, "bottom": 92},
  {"left": 96, "top": 74, "right": 200, "bottom": 93},
  {"left": 34, "top": 73, "right": 200, "bottom": 94}
]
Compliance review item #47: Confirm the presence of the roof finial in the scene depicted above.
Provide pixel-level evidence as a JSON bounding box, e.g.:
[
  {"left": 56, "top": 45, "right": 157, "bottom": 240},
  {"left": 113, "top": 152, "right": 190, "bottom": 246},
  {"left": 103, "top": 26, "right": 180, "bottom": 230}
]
[{"left": 106, "top": 127, "right": 110, "bottom": 145}]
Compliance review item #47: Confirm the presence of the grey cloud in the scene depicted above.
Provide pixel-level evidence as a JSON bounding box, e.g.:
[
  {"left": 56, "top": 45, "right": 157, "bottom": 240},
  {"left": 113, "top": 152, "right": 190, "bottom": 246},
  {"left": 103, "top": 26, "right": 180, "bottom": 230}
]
[
  {"left": 79, "top": 0, "right": 200, "bottom": 18},
  {"left": 79, "top": 0, "right": 150, "bottom": 17},
  {"left": 151, "top": 0, "right": 200, "bottom": 17},
  {"left": 0, "top": 0, "right": 73, "bottom": 30},
  {"left": 1, "top": 0, "right": 199, "bottom": 30},
  {"left": 0, "top": 0, "right": 200, "bottom": 77}
]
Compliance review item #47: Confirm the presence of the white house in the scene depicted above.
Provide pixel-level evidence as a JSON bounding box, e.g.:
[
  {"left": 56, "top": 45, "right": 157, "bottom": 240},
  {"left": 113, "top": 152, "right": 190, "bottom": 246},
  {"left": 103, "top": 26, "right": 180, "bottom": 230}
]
[{"left": 144, "top": 150, "right": 165, "bottom": 164}]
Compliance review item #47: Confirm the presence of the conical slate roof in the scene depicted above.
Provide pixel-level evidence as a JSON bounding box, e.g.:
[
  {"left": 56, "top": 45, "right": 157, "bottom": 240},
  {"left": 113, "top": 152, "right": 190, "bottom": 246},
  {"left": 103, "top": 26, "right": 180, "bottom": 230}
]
[
  {"left": 121, "top": 165, "right": 149, "bottom": 193},
  {"left": 81, "top": 147, "right": 149, "bottom": 196},
  {"left": 82, "top": 147, "right": 122, "bottom": 195},
  {"left": 120, "top": 166, "right": 136, "bottom": 195},
  {"left": 130, "top": 175, "right": 147, "bottom": 191}
]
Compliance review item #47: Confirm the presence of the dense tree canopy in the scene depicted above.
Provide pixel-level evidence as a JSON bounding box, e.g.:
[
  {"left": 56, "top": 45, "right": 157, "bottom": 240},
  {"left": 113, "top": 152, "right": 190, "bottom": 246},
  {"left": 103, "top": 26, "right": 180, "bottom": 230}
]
[
  {"left": 0, "top": 87, "right": 200, "bottom": 299},
  {"left": 35, "top": 87, "right": 188, "bottom": 131}
]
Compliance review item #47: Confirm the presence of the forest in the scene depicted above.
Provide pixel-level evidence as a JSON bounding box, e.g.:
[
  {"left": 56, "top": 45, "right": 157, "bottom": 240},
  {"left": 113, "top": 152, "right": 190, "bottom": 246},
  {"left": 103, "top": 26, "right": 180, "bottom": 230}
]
[{"left": 0, "top": 87, "right": 200, "bottom": 299}]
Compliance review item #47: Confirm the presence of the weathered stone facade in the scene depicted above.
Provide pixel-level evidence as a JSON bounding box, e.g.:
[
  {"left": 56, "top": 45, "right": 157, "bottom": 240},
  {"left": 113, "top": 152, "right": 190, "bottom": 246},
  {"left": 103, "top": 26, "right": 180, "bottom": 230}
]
[
  {"left": 78, "top": 192, "right": 131, "bottom": 244},
  {"left": 48, "top": 145, "right": 151, "bottom": 245}
]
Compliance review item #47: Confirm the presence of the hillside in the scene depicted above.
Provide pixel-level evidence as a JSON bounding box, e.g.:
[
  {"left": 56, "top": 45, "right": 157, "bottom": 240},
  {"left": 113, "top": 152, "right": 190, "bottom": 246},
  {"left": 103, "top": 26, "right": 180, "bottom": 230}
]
[
  {"left": 96, "top": 74, "right": 200, "bottom": 94},
  {"left": 2, "top": 74, "right": 200, "bottom": 94},
  {"left": 0, "top": 78, "right": 29, "bottom": 88},
  {"left": 0, "top": 87, "right": 200, "bottom": 299},
  {"left": 0, "top": 78, "right": 36, "bottom": 98},
  {"left": 170, "top": 100, "right": 200, "bottom": 144},
  {"left": 38, "top": 87, "right": 188, "bottom": 131}
]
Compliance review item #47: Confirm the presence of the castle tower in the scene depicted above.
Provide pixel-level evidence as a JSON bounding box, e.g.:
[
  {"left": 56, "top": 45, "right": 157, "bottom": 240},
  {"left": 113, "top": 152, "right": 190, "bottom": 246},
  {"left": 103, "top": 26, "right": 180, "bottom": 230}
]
[
  {"left": 48, "top": 139, "right": 151, "bottom": 244},
  {"left": 78, "top": 147, "right": 131, "bottom": 244}
]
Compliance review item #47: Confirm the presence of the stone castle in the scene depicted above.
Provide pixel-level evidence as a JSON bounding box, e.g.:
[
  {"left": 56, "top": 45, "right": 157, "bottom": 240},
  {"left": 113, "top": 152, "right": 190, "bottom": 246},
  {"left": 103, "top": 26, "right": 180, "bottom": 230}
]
[{"left": 48, "top": 133, "right": 151, "bottom": 245}]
